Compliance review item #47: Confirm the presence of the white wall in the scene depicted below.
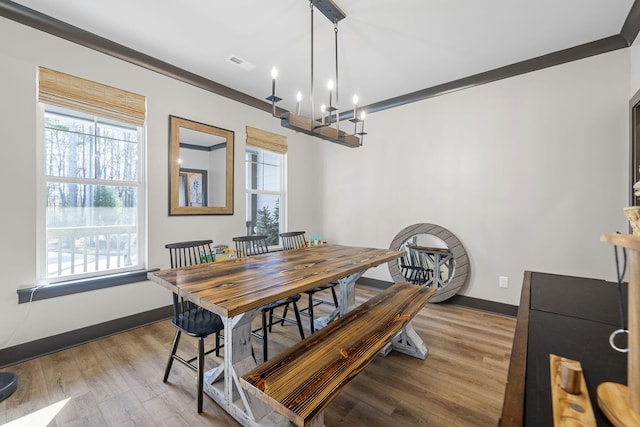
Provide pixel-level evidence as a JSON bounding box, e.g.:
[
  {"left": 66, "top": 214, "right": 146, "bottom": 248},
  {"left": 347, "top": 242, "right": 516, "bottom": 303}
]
[
  {"left": 630, "top": 37, "right": 640, "bottom": 97},
  {"left": 319, "top": 49, "right": 630, "bottom": 305},
  {"left": 0, "top": 17, "right": 320, "bottom": 348},
  {"left": 0, "top": 15, "right": 634, "bottom": 350}
]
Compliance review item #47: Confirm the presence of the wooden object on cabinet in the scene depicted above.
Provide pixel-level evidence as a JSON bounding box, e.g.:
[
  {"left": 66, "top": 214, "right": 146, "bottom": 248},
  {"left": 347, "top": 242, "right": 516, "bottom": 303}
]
[{"left": 549, "top": 354, "right": 596, "bottom": 426}]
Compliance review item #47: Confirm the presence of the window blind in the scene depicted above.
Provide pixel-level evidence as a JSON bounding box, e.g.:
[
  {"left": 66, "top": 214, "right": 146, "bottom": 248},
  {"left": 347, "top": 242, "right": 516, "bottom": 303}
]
[
  {"left": 246, "top": 126, "right": 287, "bottom": 154},
  {"left": 38, "top": 67, "right": 146, "bottom": 126}
]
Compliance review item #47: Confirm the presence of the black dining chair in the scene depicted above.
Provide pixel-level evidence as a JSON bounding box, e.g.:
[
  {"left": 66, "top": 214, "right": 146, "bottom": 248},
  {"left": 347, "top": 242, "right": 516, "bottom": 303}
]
[
  {"left": 233, "top": 234, "right": 269, "bottom": 257},
  {"left": 280, "top": 231, "right": 307, "bottom": 250},
  {"left": 163, "top": 240, "right": 224, "bottom": 413},
  {"left": 279, "top": 231, "right": 339, "bottom": 333},
  {"left": 232, "top": 235, "right": 305, "bottom": 362},
  {"left": 401, "top": 243, "right": 433, "bottom": 285}
]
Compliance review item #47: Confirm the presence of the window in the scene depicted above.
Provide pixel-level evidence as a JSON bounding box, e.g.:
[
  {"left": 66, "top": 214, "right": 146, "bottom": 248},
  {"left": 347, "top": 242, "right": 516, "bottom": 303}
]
[
  {"left": 245, "top": 147, "right": 284, "bottom": 246},
  {"left": 245, "top": 127, "right": 287, "bottom": 246},
  {"left": 37, "top": 68, "right": 146, "bottom": 283}
]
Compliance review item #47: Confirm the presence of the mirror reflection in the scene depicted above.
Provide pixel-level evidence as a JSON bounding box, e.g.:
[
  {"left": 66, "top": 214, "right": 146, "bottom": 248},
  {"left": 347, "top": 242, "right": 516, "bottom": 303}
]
[
  {"left": 169, "top": 116, "right": 234, "bottom": 215},
  {"left": 398, "top": 234, "right": 455, "bottom": 289},
  {"left": 178, "top": 128, "right": 227, "bottom": 207}
]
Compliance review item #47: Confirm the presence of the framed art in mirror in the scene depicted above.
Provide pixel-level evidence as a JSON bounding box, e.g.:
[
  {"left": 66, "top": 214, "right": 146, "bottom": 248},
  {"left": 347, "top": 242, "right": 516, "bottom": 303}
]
[{"left": 169, "top": 116, "right": 234, "bottom": 215}]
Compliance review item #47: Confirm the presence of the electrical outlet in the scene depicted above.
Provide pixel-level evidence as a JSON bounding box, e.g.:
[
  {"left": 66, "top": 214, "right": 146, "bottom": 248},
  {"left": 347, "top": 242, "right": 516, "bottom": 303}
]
[{"left": 499, "top": 276, "right": 509, "bottom": 288}]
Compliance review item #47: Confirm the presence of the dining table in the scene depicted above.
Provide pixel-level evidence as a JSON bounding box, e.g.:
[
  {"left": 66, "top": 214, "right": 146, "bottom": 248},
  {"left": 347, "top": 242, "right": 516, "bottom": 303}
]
[{"left": 148, "top": 244, "right": 426, "bottom": 426}]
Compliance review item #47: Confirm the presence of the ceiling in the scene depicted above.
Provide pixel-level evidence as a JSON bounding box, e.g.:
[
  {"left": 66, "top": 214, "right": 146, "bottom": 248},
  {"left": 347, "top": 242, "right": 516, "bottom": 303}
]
[{"left": 3, "top": 0, "right": 639, "bottom": 119}]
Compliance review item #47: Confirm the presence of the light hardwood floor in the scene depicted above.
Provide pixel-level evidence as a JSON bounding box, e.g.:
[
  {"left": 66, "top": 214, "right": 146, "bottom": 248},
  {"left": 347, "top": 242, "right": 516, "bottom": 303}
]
[{"left": 0, "top": 286, "right": 516, "bottom": 427}]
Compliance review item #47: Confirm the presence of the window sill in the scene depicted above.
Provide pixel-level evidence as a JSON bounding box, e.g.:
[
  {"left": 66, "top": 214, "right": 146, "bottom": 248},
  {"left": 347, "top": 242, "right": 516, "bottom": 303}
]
[{"left": 17, "top": 269, "right": 158, "bottom": 304}]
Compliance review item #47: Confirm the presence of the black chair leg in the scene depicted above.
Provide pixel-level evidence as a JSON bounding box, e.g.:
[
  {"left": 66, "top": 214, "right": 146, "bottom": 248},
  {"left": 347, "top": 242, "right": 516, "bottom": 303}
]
[
  {"left": 262, "top": 310, "right": 269, "bottom": 362},
  {"left": 330, "top": 286, "right": 339, "bottom": 308},
  {"left": 293, "top": 302, "right": 305, "bottom": 340},
  {"left": 215, "top": 332, "right": 220, "bottom": 357},
  {"left": 279, "top": 303, "right": 290, "bottom": 327},
  {"left": 269, "top": 308, "right": 277, "bottom": 332},
  {"left": 308, "top": 294, "right": 315, "bottom": 333},
  {"left": 197, "top": 338, "right": 204, "bottom": 413},
  {"left": 163, "top": 330, "right": 181, "bottom": 382}
]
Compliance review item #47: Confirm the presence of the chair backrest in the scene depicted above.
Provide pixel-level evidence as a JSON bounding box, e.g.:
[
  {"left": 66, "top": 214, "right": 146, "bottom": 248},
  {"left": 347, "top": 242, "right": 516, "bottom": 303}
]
[
  {"left": 165, "top": 240, "right": 216, "bottom": 268},
  {"left": 233, "top": 235, "right": 269, "bottom": 258},
  {"left": 165, "top": 240, "right": 217, "bottom": 320},
  {"left": 280, "top": 231, "right": 307, "bottom": 250}
]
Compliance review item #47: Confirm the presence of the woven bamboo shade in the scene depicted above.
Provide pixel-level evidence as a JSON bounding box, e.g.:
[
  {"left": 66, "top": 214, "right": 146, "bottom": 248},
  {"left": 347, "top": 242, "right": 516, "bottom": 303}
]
[
  {"left": 38, "top": 67, "right": 146, "bottom": 126},
  {"left": 246, "top": 126, "right": 287, "bottom": 154}
]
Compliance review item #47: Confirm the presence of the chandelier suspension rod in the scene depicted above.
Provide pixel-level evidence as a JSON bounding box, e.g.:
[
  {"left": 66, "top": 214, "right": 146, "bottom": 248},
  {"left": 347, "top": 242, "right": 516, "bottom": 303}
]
[
  {"left": 310, "top": 1, "right": 315, "bottom": 124},
  {"left": 334, "top": 20, "right": 339, "bottom": 133}
]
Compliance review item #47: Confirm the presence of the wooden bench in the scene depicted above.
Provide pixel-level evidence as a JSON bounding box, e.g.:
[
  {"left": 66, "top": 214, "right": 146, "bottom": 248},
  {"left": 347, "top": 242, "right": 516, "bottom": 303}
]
[{"left": 240, "top": 282, "right": 436, "bottom": 427}]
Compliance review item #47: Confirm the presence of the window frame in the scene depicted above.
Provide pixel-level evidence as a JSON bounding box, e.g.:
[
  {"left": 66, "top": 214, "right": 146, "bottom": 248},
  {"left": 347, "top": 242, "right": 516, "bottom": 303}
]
[
  {"left": 35, "top": 103, "right": 147, "bottom": 286},
  {"left": 244, "top": 145, "right": 286, "bottom": 247}
]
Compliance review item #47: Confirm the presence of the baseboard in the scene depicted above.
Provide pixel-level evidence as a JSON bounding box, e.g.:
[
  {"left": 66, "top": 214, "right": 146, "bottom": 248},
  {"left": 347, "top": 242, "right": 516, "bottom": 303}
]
[
  {"left": 446, "top": 294, "right": 518, "bottom": 317},
  {"left": 356, "top": 276, "right": 391, "bottom": 290},
  {"left": 0, "top": 305, "right": 173, "bottom": 368},
  {"left": 357, "top": 277, "right": 518, "bottom": 317}
]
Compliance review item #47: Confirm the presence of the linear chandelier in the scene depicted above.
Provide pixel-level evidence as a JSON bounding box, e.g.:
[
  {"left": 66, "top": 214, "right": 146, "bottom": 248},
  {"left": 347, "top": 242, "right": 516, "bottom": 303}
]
[{"left": 267, "top": 0, "right": 366, "bottom": 148}]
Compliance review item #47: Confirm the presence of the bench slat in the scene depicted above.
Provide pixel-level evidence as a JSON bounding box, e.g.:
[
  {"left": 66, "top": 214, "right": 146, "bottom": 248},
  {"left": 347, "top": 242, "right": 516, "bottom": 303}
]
[{"left": 241, "top": 282, "right": 436, "bottom": 427}]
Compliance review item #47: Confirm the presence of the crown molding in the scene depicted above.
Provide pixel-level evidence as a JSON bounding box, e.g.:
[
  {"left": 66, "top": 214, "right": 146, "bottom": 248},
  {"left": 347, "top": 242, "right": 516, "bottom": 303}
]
[{"left": 1, "top": 0, "right": 638, "bottom": 119}]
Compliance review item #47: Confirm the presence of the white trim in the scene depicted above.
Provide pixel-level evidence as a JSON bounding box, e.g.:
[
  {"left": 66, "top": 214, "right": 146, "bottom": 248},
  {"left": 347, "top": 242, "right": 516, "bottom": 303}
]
[
  {"left": 35, "top": 102, "right": 46, "bottom": 282},
  {"left": 41, "top": 176, "right": 138, "bottom": 187},
  {"left": 281, "top": 152, "right": 288, "bottom": 235}
]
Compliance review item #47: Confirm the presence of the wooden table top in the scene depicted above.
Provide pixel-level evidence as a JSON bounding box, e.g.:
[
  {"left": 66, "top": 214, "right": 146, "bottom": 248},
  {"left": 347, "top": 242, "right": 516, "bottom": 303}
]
[{"left": 148, "top": 244, "right": 403, "bottom": 318}]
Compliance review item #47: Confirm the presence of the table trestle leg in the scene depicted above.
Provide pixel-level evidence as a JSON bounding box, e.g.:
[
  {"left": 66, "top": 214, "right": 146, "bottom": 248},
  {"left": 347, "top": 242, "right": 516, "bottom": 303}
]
[
  {"left": 203, "top": 309, "right": 289, "bottom": 426},
  {"left": 390, "top": 321, "right": 429, "bottom": 359},
  {"left": 314, "top": 272, "right": 364, "bottom": 330}
]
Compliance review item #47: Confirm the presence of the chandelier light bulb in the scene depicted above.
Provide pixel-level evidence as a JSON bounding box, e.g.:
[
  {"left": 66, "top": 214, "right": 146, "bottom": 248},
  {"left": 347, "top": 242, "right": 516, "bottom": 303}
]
[
  {"left": 328, "top": 80, "right": 334, "bottom": 91},
  {"left": 360, "top": 112, "right": 366, "bottom": 120},
  {"left": 296, "top": 91, "right": 302, "bottom": 115},
  {"left": 352, "top": 94, "right": 358, "bottom": 121},
  {"left": 270, "top": 67, "right": 278, "bottom": 108}
]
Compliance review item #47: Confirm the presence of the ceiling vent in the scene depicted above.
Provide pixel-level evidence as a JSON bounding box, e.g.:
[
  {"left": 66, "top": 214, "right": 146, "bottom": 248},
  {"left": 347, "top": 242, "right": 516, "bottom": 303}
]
[{"left": 226, "top": 55, "right": 255, "bottom": 71}]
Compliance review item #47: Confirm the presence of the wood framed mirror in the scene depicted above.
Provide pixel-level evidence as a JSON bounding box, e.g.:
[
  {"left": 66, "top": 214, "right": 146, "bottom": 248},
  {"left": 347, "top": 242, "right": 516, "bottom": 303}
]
[
  {"left": 631, "top": 88, "right": 640, "bottom": 207},
  {"left": 387, "top": 223, "right": 469, "bottom": 302},
  {"left": 169, "top": 116, "right": 234, "bottom": 215}
]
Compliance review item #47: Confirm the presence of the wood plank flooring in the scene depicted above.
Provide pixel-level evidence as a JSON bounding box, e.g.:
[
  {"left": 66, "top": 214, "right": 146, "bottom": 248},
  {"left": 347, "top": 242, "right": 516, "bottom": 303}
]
[{"left": 0, "top": 286, "right": 516, "bottom": 427}]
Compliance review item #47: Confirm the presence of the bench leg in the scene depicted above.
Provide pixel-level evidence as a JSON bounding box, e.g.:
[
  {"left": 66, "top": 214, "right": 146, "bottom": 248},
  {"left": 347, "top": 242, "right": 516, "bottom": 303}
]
[{"left": 308, "top": 412, "right": 324, "bottom": 427}]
